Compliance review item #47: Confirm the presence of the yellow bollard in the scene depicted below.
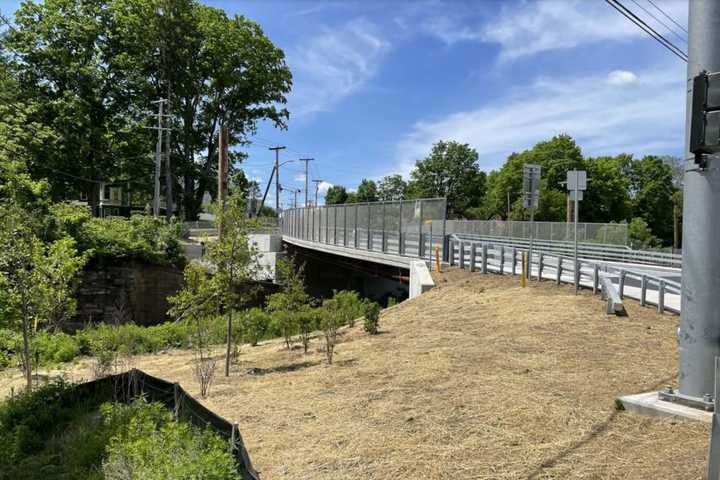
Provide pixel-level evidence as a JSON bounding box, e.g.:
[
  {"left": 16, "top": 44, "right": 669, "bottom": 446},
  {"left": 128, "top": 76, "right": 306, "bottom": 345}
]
[
  {"left": 521, "top": 252, "right": 526, "bottom": 288},
  {"left": 435, "top": 245, "right": 441, "bottom": 273}
]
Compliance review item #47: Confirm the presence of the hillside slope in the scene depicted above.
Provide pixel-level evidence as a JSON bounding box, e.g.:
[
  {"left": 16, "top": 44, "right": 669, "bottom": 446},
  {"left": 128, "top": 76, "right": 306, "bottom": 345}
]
[{"left": 2, "top": 270, "right": 709, "bottom": 479}]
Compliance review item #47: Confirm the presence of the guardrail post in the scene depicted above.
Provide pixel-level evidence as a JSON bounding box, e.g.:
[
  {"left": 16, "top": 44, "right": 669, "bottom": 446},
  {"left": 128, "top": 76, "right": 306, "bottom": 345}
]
[
  {"left": 459, "top": 242, "right": 465, "bottom": 269},
  {"left": 499, "top": 246, "right": 505, "bottom": 274},
  {"left": 538, "top": 252, "right": 544, "bottom": 281},
  {"left": 574, "top": 260, "right": 580, "bottom": 289},
  {"left": 481, "top": 244, "right": 488, "bottom": 273},
  {"left": 469, "top": 243, "right": 476, "bottom": 272},
  {"left": 618, "top": 271, "right": 626, "bottom": 299},
  {"left": 449, "top": 240, "right": 455, "bottom": 266},
  {"left": 640, "top": 275, "right": 647, "bottom": 306},
  {"left": 512, "top": 247, "right": 517, "bottom": 275},
  {"left": 593, "top": 264, "right": 599, "bottom": 294},
  {"left": 658, "top": 280, "right": 666, "bottom": 314},
  {"left": 556, "top": 256, "right": 563, "bottom": 284}
]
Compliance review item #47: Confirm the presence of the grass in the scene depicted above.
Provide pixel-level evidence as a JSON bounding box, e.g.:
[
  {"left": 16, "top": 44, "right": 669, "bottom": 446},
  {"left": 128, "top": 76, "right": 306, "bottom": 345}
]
[{"left": 0, "top": 269, "right": 710, "bottom": 479}]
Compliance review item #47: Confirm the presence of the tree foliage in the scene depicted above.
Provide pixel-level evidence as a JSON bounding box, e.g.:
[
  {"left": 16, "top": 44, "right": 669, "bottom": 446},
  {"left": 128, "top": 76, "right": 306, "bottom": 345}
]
[{"left": 324, "top": 185, "right": 349, "bottom": 205}]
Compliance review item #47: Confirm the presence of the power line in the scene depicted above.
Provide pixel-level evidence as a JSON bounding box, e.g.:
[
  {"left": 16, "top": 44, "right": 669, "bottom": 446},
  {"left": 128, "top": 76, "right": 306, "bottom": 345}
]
[
  {"left": 605, "top": 0, "right": 687, "bottom": 62},
  {"left": 629, "top": 0, "right": 686, "bottom": 45},
  {"left": 646, "top": 0, "right": 688, "bottom": 34}
]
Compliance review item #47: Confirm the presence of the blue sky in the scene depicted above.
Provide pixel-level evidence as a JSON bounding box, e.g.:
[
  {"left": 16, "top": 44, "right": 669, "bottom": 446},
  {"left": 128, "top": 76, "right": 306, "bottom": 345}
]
[{"left": 1, "top": 0, "right": 689, "bottom": 207}]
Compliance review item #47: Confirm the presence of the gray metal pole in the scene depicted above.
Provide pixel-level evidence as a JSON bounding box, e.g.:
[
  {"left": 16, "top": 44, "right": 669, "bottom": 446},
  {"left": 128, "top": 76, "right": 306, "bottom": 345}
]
[
  {"left": 574, "top": 178, "right": 579, "bottom": 291},
  {"left": 679, "top": 1, "right": 720, "bottom": 401},
  {"left": 528, "top": 207, "right": 535, "bottom": 279}
]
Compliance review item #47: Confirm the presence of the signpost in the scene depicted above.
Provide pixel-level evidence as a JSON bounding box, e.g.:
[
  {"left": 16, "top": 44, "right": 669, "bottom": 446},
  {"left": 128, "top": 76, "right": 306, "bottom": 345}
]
[
  {"left": 566, "top": 169, "right": 587, "bottom": 290},
  {"left": 523, "top": 164, "right": 541, "bottom": 279}
]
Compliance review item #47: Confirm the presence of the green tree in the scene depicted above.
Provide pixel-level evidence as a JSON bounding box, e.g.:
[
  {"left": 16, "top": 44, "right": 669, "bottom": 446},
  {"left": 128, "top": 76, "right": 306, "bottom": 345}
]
[
  {"left": 581, "top": 155, "right": 632, "bottom": 224},
  {"left": 377, "top": 174, "right": 407, "bottom": 201},
  {"left": 628, "top": 217, "right": 660, "bottom": 249},
  {"left": 208, "top": 194, "right": 259, "bottom": 375},
  {"left": 407, "top": 141, "right": 486, "bottom": 217},
  {"left": 266, "top": 256, "right": 309, "bottom": 349},
  {"left": 355, "top": 179, "right": 379, "bottom": 203},
  {"left": 0, "top": 206, "right": 85, "bottom": 389},
  {"left": 4, "top": 0, "right": 292, "bottom": 219},
  {"left": 628, "top": 155, "right": 676, "bottom": 245},
  {"left": 480, "top": 134, "right": 584, "bottom": 221},
  {"left": 324, "top": 185, "right": 349, "bottom": 205}
]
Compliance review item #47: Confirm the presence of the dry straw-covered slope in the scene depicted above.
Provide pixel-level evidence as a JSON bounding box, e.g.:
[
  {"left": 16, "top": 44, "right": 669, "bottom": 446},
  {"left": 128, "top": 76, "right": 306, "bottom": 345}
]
[{"left": 1, "top": 269, "right": 710, "bottom": 479}]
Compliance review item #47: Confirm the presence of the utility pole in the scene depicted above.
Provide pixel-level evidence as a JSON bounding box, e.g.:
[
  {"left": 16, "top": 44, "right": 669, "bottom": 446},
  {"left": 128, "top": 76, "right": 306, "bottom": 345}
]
[
  {"left": 164, "top": 95, "right": 173, "bottom": 219},
  {"left": 292, "top": 188, "right": 301, "bottom": 208},
  {"left": 676, "top": 1, "right": 720, "bottom": 405},
  {"left": 312, "top": 179, "right": 324, "bottom": 206},
  {"left": 152, "top": 99, "right": 167, "bottom": 217},
  {"left": 269, "top": 146, "right": 286, "bottom": 214},
  {"left": 299, "top": 158, "right": 314, "bottom": 207},
  {"left": 218, "top": 127, "right": 229, "bottom": 238}
]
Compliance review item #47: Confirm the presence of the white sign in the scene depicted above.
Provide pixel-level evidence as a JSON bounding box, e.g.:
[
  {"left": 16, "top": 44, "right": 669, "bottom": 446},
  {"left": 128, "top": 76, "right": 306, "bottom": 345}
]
[
  {"left": 566, "top": 170, "right": 587, "bottom": 191},
  {"left": 569, "top": 190, "right": 584, "bottom": 201}
]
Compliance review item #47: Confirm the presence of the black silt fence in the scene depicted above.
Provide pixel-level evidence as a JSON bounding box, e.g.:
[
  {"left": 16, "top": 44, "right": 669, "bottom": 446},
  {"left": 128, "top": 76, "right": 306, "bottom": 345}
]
[{"left": 73, "top": 369, "right": 259, "bottom": 480}]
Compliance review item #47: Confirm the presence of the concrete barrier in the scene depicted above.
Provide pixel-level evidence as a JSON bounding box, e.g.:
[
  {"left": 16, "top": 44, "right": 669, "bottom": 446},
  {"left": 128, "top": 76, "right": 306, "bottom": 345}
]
[{"left": 410, "top": 260, "right": 435, "bottom": 298}]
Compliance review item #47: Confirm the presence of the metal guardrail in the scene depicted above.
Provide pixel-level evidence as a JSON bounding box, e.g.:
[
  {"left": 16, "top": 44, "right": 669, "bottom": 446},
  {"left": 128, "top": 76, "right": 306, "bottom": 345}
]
[
  {"left": 447, "top": 237, "right": 681, "bottom": 315},
  {"left": 451, "top": 233, "right": 682, "bottom": 268}
]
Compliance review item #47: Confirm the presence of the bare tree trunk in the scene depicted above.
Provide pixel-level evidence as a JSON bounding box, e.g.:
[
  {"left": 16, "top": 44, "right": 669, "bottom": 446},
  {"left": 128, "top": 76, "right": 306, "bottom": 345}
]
[{"left": 225, "top": 310, "right": 232, "bottom": 377}]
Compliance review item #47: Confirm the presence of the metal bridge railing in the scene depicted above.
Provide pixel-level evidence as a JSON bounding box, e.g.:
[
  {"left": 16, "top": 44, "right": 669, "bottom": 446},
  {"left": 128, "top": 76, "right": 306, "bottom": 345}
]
[
  {"left": 281, "top": 198, "right": 448, "bottom": 263},
  {"left": 445, "top": 219, "right": 629, "bottom": 246}
]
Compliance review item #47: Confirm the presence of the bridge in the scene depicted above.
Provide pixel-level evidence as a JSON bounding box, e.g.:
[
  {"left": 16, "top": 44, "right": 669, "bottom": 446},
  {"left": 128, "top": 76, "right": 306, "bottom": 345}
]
[{"left": 279, "top": 198, "right": 682, "bottom": 312}]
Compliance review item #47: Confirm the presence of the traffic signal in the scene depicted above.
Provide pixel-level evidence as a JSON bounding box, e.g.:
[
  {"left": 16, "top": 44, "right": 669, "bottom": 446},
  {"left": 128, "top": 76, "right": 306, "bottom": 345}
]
[{"left": 690, "top": 71, "right": 720, "bottom": 157}]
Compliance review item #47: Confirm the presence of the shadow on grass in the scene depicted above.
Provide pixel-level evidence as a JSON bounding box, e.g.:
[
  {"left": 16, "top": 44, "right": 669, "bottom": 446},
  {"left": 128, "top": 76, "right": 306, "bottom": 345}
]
[{"left": 245, "top": 360, "right": 320, "bottom": 376}]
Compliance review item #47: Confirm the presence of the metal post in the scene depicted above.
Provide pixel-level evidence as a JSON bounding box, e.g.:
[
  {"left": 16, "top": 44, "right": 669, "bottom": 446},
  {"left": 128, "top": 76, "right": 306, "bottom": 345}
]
[
  {"left": 449, "top": 240, "right": 455, "bottom": 266},
  {"left": 574, "top": 178, "right": 579, "bottom": 290},
  {"left": 538, "top": 252, "right": 544, "bottom": 281},
  {"left": 334, "top": 206, "right": 338, "bottom": 245},
  {"left": 556, "top": 256, "right": 563, "bottom": 284},
  {"left": 459, "top": 242, "right": 466, "bottom": 269},
  {"left": 381, "top": 202, "right": 386, "bottom": 252},
  {"left": 441, "top": 200, "right": 447, "bottom": 262},
  {"left": 354, "top": 204, "right": 358, "bottom": 249},
  {"left": 418, "top": 200, "right": 424, "bottom": 258},
  {"left": 366, "top": 203, "right": 371, "bottom": 250},
  {"left": 398, "top": 201, "right": 403, "bottom": 255},
  {"left": 679, "top": 0, "right": 720, "bottom": 401},
  {"left": 641, "top": 275, "right": 647, "bottom": 306},
  {"left": 482, "top": 244, "right": 488, "bottom": 274},
  {"left": 512, "top": 247, "right": 517, "bottom": 275},
  {"left": 619, "top": 271, "right": 626, "bottom": 299},
  {"left": 469, "top": 243, "right": 476, "bottom": 272},
  {"left": 593, "top": 264, "right": 599, "bottom": 294},
  {"left": 344, "top": 205, "right": 348, "bottom": 247},
  {"left": 707, "top": 357, "right": 720, "bottom": 480},
  {"left": 500, "top": 246, "right": 505, "bottom": 274},
  {"left": 326, "top": 208, "right": 329, "bottom": 244},
  {"left": 528, "top": 206, "right": 535, "bottom": 280},
  {"left": 658, "top": 280, "right": 666, "bottom": 314}
]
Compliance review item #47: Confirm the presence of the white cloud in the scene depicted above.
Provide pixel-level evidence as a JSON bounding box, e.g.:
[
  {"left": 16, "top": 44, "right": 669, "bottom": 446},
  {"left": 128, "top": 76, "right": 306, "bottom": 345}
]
[
  {"left": 317, "top": 181, "right": 333, "bottom": 195},
  {"left": 607, "top": 70, "right": 638, "bottom": 86},
  {"left": 421, "top": 1, "right": 687, "bottom": 61},
  {"left": 294, "top": 173, "right": 306, "bottom": 182},
  {"left": 395, "top": 66, "right": 685, "bottom": 175},
  {"left": 288, "top": 18, "right": 389, "bottom": 117}
]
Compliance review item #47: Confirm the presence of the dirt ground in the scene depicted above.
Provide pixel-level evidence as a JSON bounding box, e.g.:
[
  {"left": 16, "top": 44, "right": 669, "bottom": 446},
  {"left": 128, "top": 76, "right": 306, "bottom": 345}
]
[{"left": 0, "top": 269, "right": 710, "bottom": 479}]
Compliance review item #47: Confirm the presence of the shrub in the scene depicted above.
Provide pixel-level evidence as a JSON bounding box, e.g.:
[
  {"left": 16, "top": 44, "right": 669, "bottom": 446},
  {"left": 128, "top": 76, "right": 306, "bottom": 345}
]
[
  {"left": 240, "top": 308, "right": 270, "bottom": 347},
  {"left": 363, "top": 301, "right": 381, "bottom": 335},
  {"left": 296, "top": 306, "right": 319, "bottom": 354},
  {"left": 101, "top": 400, "right": 240, "bottom": 480},
  {"left": 333, "top": 290, "right": 365, "bottom": 327},
  {"left": 320, "top": 299, "right": 343, "bottom": 365},
  {"left": 32, "top": 331, "right": 81, "bottom": 364},
  {"left": 269, "top": 310, "right": 296, "bottom": 350}
]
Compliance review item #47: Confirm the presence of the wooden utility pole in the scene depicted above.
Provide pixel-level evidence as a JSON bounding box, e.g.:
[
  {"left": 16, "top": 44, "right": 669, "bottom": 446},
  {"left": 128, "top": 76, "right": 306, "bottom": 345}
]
[
  {"left": 218, "top": 127, "right": 229, "bottom": 238},
  {"left": 269, "top": 146, "right": 286, "bottom": 213},
  {"left": 312, "top": 179, "right": 324, "bottom": 207}
]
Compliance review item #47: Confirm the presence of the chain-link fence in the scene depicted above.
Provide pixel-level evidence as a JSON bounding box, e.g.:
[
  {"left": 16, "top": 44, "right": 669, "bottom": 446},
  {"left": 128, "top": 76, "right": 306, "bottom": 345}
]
[
  {"left": 281, "top": 198, "right": 448, "bottom": 261},
  {"left": 445, "top": 220, "right": 628, "bottom": 246}
]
